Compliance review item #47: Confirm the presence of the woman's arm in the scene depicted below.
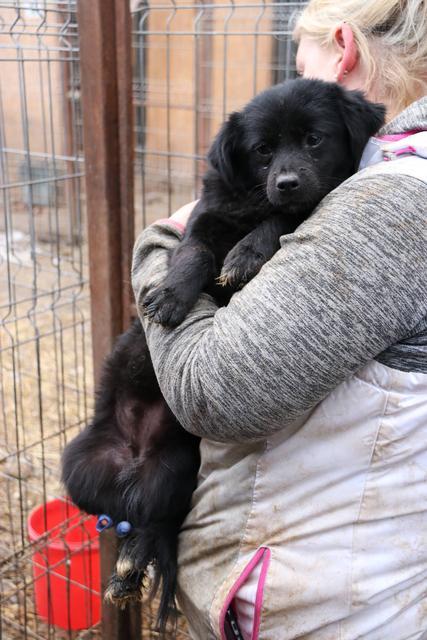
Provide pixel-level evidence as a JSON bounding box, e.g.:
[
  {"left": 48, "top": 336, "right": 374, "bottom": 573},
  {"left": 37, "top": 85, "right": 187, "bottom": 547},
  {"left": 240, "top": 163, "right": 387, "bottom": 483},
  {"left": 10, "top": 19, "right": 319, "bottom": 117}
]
[{"left": 132, "top": 172, "right": 427, "bottom": 442}]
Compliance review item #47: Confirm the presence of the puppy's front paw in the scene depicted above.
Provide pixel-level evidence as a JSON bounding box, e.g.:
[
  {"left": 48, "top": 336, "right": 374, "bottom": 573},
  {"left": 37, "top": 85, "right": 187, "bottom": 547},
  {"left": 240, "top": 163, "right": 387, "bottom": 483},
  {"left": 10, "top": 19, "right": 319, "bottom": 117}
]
[
  {"left": 219, "top": 245, "right": 266, "bottom": 289},
  {"left": 142, "top": 286, "right": 190, "bottom": 327}
]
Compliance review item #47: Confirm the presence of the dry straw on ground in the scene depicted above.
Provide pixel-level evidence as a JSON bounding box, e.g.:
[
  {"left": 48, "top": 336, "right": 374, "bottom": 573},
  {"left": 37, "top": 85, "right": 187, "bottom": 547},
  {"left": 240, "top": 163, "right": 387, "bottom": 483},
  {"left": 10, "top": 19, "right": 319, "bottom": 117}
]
[{"left": 0, "top": 232, "right": 190, "bottom": 639}]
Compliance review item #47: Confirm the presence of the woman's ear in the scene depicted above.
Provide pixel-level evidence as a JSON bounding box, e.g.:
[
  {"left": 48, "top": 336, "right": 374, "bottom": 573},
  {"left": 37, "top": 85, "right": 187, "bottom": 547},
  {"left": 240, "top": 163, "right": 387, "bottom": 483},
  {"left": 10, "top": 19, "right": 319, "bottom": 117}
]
[
  {"left": 208, "top": 112, "right": 244, "bottom": 190},
  {"left": 333, "top": 22, "right": 358, "bottom": 81}
]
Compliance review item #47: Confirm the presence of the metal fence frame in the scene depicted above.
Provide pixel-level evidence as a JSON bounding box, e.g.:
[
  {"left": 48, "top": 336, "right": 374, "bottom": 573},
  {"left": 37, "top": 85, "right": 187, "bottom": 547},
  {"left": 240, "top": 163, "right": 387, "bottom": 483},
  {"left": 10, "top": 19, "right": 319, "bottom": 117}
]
[{"left": 0, "top": 2, "right": 97, "bottom": 639}]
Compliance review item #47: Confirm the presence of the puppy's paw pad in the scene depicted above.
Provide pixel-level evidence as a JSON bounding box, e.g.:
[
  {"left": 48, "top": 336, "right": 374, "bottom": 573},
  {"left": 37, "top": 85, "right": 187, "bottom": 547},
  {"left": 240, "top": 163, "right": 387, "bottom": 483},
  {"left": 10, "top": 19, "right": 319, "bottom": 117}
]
[{"left": 142, "top": 287, "right": 188, "bottom": 327}]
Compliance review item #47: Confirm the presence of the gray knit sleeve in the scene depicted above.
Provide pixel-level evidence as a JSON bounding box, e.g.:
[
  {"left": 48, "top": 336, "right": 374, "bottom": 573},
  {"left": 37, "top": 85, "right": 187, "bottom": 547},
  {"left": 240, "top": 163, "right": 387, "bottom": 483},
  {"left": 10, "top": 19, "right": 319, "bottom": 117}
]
[{"left": 132, "top": 172, "right": 427, "bottom": 442}]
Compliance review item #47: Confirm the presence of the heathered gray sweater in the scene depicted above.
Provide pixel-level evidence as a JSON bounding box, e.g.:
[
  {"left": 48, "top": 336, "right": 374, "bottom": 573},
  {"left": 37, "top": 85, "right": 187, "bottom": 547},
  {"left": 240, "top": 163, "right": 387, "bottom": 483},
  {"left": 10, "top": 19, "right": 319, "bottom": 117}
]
[{"left": 132, "top": 98, "right": 427, "bottom": 443}]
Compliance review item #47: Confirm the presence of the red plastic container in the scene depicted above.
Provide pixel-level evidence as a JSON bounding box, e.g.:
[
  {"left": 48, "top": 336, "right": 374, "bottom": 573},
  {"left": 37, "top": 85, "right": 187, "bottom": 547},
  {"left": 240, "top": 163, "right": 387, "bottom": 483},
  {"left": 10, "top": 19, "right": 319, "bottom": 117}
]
[{"left": 27, "top": 498, "right": 100, "bottom": 630}]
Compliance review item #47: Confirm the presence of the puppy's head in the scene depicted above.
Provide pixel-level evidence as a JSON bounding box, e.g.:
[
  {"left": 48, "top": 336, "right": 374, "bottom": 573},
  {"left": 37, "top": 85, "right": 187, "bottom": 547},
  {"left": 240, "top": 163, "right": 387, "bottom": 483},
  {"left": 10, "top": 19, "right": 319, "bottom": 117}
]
[{"left": 208, "top": 79, "right": 385, "bottom": 216}]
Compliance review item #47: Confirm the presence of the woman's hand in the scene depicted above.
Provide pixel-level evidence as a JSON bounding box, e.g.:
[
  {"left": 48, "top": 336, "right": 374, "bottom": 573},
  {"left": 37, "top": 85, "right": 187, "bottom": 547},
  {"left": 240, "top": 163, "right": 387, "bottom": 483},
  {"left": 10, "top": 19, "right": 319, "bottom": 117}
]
[{"left": 169, "top": 200, "right": 199, "bottom": 229}]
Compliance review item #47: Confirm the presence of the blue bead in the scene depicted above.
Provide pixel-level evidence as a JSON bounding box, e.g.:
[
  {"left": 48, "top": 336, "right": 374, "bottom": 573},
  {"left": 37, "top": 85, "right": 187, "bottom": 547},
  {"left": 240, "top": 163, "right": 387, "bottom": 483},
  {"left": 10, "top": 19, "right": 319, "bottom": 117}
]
[
  {"left": 96, "top": 514, "right": 113, "bottom": 532},
  {"left": 116, "top": 521, "right": 132, "bottom": 537}
]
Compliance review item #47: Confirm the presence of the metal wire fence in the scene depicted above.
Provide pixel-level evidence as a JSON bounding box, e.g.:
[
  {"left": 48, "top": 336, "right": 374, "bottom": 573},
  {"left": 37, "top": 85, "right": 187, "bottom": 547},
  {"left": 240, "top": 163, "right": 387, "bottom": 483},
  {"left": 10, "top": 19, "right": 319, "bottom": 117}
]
[
  {"left": 0, "top": 0, "right": 304, "bottom": 638},
  {"left": 0, "top": 1, "right": 97, "bottom": 638},
  {"left": 131, "top": 0, "right": 305, "bottom": 232}
]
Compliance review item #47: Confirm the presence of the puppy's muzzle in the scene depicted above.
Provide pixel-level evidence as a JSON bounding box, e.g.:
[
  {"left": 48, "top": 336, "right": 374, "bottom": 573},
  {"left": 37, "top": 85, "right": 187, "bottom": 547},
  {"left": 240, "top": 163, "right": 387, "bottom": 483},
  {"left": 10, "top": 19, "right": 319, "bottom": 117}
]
[{"left": 275, "top": 172, "right": 300, "bottom": 194}]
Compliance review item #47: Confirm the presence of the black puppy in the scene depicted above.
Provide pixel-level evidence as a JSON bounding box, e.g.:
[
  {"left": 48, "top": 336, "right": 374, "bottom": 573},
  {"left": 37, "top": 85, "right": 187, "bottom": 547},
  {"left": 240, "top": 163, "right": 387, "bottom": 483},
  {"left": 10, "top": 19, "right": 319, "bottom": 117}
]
[
  {"left": 62, "top": 320, "right": 200, "bottom": 629},
  {"left": 62, "top": 79, "right": 385, "bottom": 633},
  {"left": 143, "top": 79, "right": 385, "bottom": 326}
]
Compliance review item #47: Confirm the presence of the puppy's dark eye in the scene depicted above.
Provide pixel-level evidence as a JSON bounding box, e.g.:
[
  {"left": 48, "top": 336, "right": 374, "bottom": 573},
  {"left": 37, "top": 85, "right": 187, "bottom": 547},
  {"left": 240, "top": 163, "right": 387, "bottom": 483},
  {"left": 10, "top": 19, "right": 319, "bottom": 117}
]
[
  {"left": 305, "top": 133, "right": 323, "bottom": 148},
  {"left": 254, "top": 143, "right": 272, "bottom": 157}
]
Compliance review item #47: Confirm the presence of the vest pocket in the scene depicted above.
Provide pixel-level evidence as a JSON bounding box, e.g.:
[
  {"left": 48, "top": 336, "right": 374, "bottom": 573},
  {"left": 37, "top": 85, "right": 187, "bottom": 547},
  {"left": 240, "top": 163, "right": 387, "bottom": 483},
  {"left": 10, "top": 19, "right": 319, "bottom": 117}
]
[{"left": 219, "top": 547, "right": 271, "bottom": 640}]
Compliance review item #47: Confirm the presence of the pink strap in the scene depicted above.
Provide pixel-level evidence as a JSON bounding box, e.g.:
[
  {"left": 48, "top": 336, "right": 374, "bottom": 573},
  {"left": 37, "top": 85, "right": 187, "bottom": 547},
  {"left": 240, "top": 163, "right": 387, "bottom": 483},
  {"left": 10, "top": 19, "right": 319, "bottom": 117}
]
[
  {"left": 251, "top": 549, "right": 271, "bottom": 640},
  {"left": 219, "top": 547, "right": 271, "bottom": 640},
  {"left": 154, "top": 217, "right": 186, "bottom": 234},
  {"left": 377, "top": 129, "right": 422, "bottom": 142}
]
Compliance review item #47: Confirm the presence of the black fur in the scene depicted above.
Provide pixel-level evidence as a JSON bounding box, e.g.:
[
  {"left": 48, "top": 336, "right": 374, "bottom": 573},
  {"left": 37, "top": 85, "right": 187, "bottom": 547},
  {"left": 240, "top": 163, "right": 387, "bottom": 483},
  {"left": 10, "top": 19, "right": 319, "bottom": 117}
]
[
  {"left": 62, "top": 79, "right": 385, "bottom": 634},
  {"left": 62, "top": 321, "right": 200, "bottom": 630},
  {"left": 143, "top": 79, "right": 385, "bottom": 325}
]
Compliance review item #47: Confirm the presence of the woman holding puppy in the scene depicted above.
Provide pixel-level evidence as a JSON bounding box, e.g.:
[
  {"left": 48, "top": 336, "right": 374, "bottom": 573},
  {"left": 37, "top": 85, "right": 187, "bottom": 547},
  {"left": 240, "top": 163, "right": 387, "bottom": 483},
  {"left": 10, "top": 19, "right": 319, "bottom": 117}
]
[{"left": 132, "top": 0, "right": 427, "bottom": 638}]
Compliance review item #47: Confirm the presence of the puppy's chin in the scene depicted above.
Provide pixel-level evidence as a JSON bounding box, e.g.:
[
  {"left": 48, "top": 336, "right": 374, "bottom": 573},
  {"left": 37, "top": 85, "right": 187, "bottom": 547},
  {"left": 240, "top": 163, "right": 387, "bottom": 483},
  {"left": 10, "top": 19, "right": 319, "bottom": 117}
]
[{"left": 266, "top": 190, "right": 316, "bottom": 216}]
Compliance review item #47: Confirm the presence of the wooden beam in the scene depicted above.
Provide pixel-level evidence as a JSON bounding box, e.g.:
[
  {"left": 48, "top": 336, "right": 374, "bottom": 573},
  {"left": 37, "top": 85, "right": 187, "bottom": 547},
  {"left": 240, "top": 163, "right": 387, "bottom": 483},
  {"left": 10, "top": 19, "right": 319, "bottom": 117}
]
[
  {"left": 77, "top": 1, "right": 139, "bottom": 638},
  {"left": 77, "top": 0, "right": 122, "bottom": 376},
  {"left": 115, "top": 0, "right": 135, "bottom": 329},
  {"left": 77, "top": 0, "right": 135, "bottom": 378}
]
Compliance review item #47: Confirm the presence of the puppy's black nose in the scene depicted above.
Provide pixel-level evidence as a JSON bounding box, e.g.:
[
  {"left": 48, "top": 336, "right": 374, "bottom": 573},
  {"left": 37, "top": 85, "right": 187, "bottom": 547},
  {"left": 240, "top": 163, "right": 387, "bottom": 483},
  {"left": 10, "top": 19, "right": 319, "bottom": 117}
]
[{"left": 276, "top": 173, "right": 300, "bottom": 192}]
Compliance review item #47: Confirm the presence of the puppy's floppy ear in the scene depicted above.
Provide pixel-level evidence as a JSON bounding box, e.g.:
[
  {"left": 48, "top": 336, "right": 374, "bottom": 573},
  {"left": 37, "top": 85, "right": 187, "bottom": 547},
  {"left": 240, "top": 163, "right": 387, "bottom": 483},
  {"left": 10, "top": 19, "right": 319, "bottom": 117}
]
[
  {"left": 337, "top": 88, "right": 386, "bottom": 169},
  {"left": 208, "top": 111, "right": 244, "bottom": 189}
]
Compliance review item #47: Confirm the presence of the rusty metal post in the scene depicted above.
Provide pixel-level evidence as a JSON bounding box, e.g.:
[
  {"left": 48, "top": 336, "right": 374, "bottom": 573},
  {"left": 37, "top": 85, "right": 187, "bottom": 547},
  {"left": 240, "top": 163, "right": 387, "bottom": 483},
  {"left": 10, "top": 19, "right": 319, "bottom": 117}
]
[{"left": 76, "top": 1, "right": 140, "bottom": 638}]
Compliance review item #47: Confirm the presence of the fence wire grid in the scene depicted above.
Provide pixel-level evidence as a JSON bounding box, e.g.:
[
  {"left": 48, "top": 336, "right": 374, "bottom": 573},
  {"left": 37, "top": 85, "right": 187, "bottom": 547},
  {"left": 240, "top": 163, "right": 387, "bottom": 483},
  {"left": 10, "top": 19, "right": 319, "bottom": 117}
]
[
  {"left": 132, "top": 0, "right": 305, "bottom": 231},
  {"left": 0, "top": 0, "right": 304, "bottom": 638}
]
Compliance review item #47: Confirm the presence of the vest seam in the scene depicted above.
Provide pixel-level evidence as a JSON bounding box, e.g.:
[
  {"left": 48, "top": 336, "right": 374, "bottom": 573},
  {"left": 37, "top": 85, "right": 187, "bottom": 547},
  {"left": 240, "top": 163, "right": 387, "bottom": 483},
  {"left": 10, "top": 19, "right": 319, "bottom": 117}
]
[
  {"left": 352, "top": 375, "right": 389, "bottom": 393},
  {"left": 346, "top": 389, "right": 391, "bottom": 624},
  {"left": 208, "top": 440, "right": 268, "bottom": 638},
  {"left": 355, "top": 363, "right": 427, "bottom": 394}
]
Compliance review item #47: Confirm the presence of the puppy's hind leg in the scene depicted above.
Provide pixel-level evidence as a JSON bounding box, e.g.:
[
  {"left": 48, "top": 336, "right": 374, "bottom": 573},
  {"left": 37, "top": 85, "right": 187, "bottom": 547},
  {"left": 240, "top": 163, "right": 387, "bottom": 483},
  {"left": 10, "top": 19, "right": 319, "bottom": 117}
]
[
  {"left": 104, "top": 524, "right": 179, "bottom": 633},
  {"left": 105, "top": 522, "right": 179, "bottom": 632},
  {"left": 104, "top": 527, "right": 152, "bottom": 607}
]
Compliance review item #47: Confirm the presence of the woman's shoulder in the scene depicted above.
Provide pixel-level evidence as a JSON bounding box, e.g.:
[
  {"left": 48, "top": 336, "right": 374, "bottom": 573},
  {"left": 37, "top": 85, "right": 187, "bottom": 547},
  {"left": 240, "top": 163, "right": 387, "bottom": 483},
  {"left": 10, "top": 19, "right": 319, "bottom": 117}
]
[
  {"left": 298, "top": 155, "right": 427, "bottom": 240},
  {"left": 353, "top": 153, "right": 427, "bottom": 186},
  {"left": 281, "top": 156, "right": 427, "bottom": 292}
]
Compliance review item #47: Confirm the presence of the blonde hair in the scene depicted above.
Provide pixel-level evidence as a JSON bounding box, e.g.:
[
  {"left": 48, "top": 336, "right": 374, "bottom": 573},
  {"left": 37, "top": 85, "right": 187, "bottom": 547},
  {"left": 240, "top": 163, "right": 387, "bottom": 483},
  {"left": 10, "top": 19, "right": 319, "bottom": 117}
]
[{"left": 293, "top": 0, "right": 427, "bottom": 114}]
